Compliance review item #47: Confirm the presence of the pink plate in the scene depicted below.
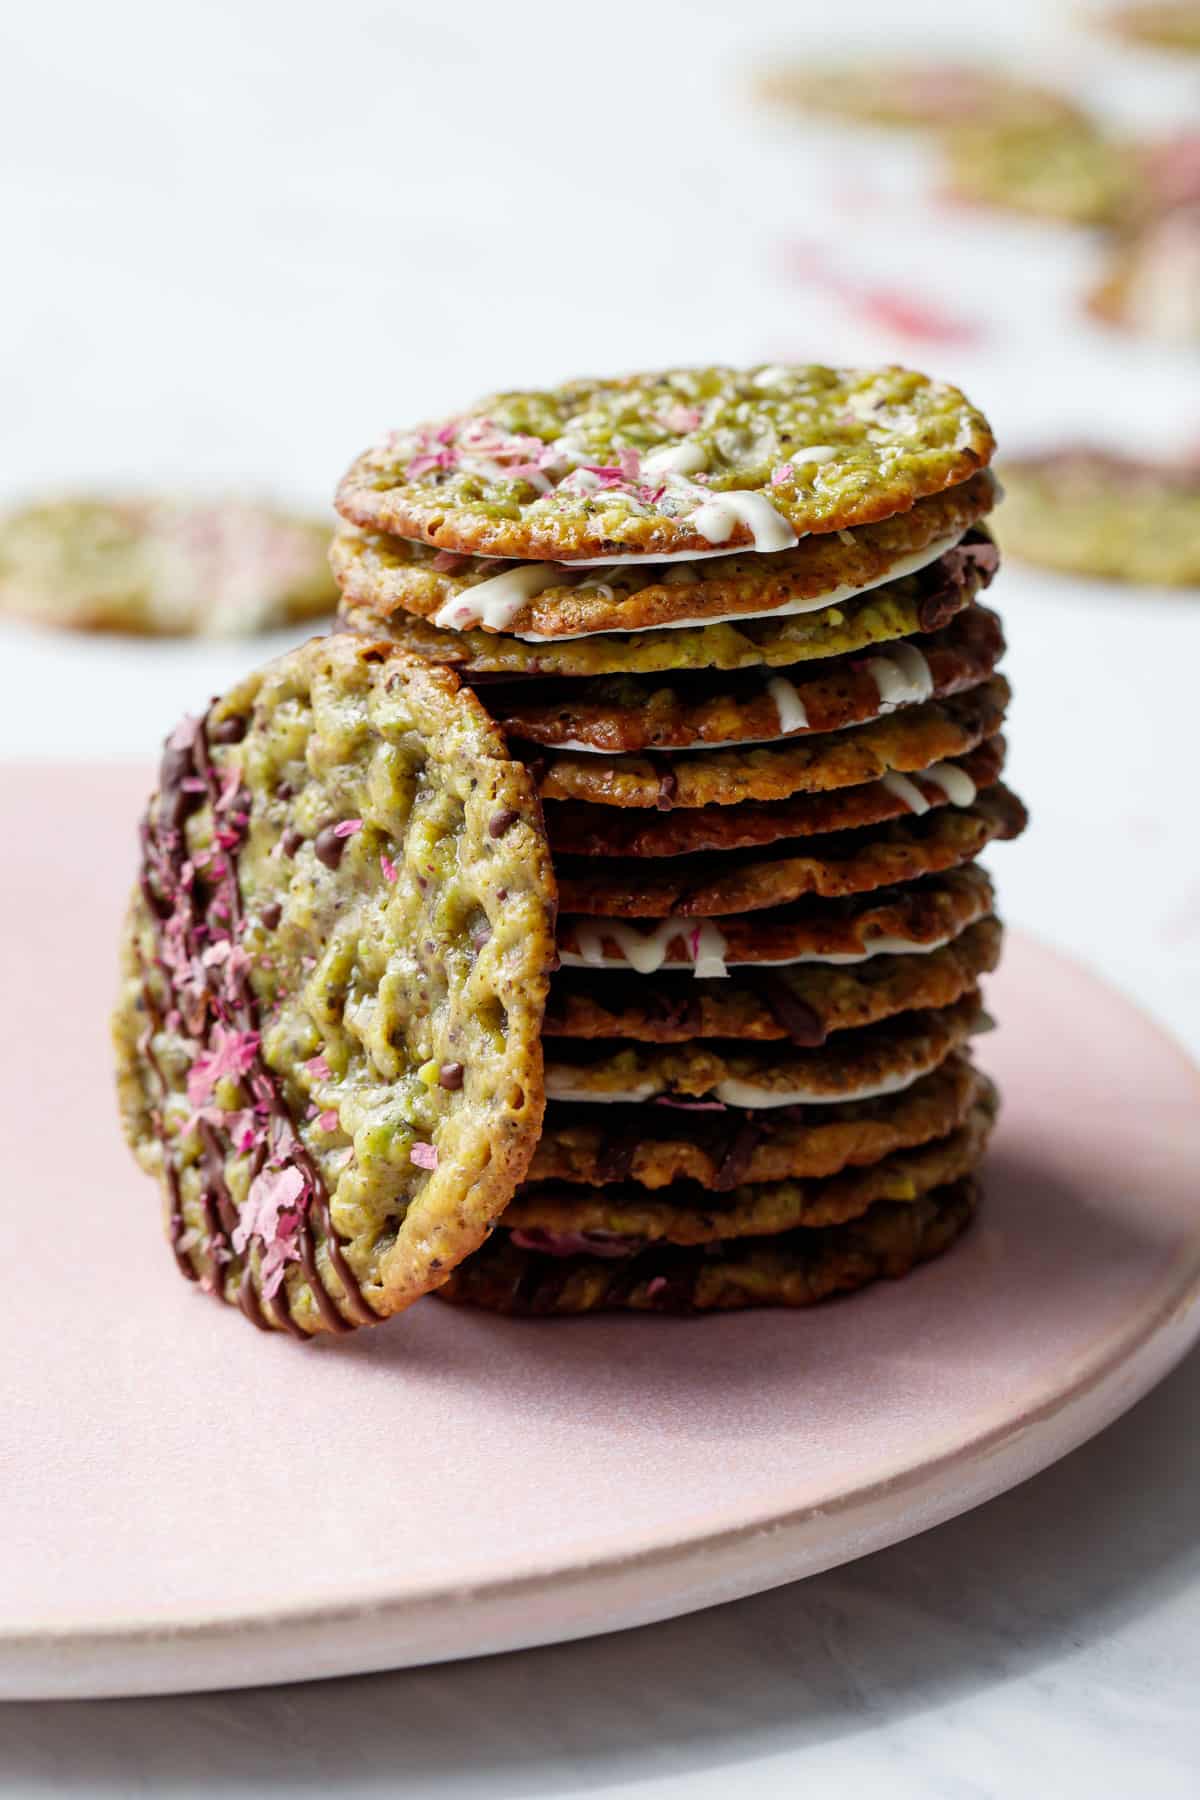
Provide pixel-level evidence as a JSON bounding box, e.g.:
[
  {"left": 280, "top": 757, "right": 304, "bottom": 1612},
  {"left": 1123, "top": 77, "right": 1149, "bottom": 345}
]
[{"left": 3, "top": 764, "right": 1200, "bottom": 1701}]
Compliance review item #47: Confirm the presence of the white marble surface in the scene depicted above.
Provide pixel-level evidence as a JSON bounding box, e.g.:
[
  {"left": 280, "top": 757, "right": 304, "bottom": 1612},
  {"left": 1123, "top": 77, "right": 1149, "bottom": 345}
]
[{"left": 2, "top": 0, "right": 1199, "bottom": 1787}]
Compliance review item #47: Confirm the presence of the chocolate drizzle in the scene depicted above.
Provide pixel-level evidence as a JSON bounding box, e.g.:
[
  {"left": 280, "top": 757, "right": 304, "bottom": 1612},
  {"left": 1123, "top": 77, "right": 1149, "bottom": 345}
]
[
  {"left": 594, "top": 1136, "right": 637, "bottom": 1185},
  {"left": 740, "top": 971, "right": 827, "bottom": 1047},
  {"left": 136, "top": 707, "right": 377, "bottom": 1335},
  {"left": 917, "top": 527, "right": 997, "bottom": 634},
  {"left": 713, "top": 1116, "right": 766, "bottom": 1191}
]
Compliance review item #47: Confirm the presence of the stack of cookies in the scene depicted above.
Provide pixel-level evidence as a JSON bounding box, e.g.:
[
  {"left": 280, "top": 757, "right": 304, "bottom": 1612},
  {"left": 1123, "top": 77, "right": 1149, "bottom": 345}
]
[{"left": 331, "top": 365, "right": 1026, "bottom": 1317}]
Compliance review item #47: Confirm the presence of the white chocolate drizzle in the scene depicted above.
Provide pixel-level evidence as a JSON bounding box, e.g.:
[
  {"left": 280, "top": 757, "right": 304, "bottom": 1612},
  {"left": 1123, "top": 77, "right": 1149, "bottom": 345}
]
[
  {"left": 570, "top": 919, "right": 729, "bottom": 979},
  {"left": 713, "top": 1063, "right": 925, "bottom": 1107},
  {"left": 880, "top": 771, "right": 931, "bottom": 816},
  {"left": 560, "top": 923, "right": 964, "bottom": 973},
  {"left": 690, "top": 490, "right": 798, "bottom": 554},
  {"left": 922, "top": 761, "right": 978, "bottom": 807},
  {"left": 642, "top": 442, "right": 709, "bottom": 476},
  {"left": 864, "top": 642, "right": 934, "bottom": 712},
  {"left": 433, "top": 562, "right": 563, "bottom": 632},
  {"left": 545, "top": 1077, "right": 659, "bottom": 1105},
  {"left": 545, "top": 1061, "right": 928, "bottom": 1108},
  {"left": 766, "top": 676, "right": 810, "bottom": 735},
  {"left": 514, "top": 528, "right": 963, "bottom": 638}
]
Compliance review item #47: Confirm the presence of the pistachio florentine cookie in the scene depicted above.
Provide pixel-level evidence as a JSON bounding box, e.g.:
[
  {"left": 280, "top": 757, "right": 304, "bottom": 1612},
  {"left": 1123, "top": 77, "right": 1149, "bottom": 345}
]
[
  {"left": 533, "top": 677, "right": 1010, "bottom": 809},
  {"left": 543, "top": 995, "right": 985, "bottom": 1108},
  {"left": 336, "top": 366, "right": 994, "bottom": 563},
  {"left": 438, "top": 1180, "right": 979, "bottom": 1315},
  {"left": 555, "top": 788, "right": 1024, "bottom": 918},
  {"left": 556, "top": 864, "right": 996, "bottom": 975},
  {"left": 0, "top": 495, "right": 338, "bottom": 635},
  {"left": 544, "top": 737, "right": 1004, "bottom": 856},
  {"left": 512, "top": 1089, "right": 995, "bottom": 1241},
  {"left": 338, "top": 545, "right": 989, "bottom": 678},
  {"left": 994, "top": 449, "right": 1200, "bottom": 586},
  {"left": 113, "top": 635, "right": 557, "bottom": 1335},
  {"left": 488, "top": 605, "right": 1004, "bottom": 753},
  {"left": 331, "top": 479, "right": 997, "bottom": 640},
  {"left": 544, "top": 917, "right": 1003, "bottom": 1046},
  {"left": 532, "top": 1057, "right": 989, "bottom": 1190}
]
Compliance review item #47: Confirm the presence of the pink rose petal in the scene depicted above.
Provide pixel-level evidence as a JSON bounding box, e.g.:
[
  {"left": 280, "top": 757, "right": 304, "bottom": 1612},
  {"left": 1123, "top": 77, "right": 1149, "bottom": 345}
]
[
  {"left": 662, "top": 404, "right": 702, "bottom": 433},
  {"left": 410, "top": 1141, "right": 439, "bottom": 1171},
  {"left": 186, "top": 1024, "right": 261, "bottom": 1106},
  {"left": 232, "top": 1164, "right": 306, "bottom": 1258},
  {"left": 653, "top": 1096, "right": 729, "bottom": 1112}
]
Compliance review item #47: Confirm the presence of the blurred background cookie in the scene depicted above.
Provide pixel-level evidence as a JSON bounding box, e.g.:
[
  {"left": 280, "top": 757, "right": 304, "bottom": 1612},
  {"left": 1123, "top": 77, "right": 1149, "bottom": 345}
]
[
  {"left": 0, "top": 494, "right": 338, "bottom": 635},
  {"left": 755, "top": 58, "right": 1085, "bottom": 133},
  {"left": 994, "top": 448, "right": 1200, "bottom": 585},
  {"left": 1099, "top": 1, "right": 1200, "bottom": 52}
]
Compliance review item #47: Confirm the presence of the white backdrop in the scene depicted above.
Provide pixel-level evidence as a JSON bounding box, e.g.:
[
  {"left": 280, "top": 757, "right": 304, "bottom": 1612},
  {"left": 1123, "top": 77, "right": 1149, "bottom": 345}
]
[{"left": 2, "top": 2, "right": 1199, "bottom": 1791}]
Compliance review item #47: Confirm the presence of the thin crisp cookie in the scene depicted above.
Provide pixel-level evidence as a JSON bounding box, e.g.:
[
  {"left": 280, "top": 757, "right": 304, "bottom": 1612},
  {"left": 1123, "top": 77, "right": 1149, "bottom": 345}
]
[
  {"left": 556, "top": 864, "right": 995, "bottom": 974},
  {"left": 544, "top": 916, "right": 1002, "bottom": 1046},
  {"left": 336, "top": 365, "right": 994, "bottom": 561},
  {"left": 330, "top": 480, "right": 997, "bottom": 639},
  {"left": 554, "top": 787, "right": 1025, "bottom": 918},
  {"left": 437, "top": 1180, "right": 979, "bottom": 1314},
  {"left": 531, "top": 1057, "right": 990, "bottom": 1191},
  {"left": 336, "top": 543, "right": 991, "bottom": 679},
  {"left": 534, "top": 676, "right": 1010, "bottom": 809}
]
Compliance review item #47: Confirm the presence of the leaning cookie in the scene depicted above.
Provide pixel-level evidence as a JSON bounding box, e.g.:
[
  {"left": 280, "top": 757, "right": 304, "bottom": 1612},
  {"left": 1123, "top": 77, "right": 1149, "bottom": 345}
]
[
  {"left": 0, "top": 495, "right": 339, "bottom": 635},
  {"left": 112, "top": 635, "right": 558, "bottom": 1335},
  {"left": 336, "top": 366, "right": 994, "bottom": 562},
  {"left": 438, "top": 1181, "right": 979, "bottom": 1314},
  {"left": 994, "top": 448, "right": 1200, "bottom": 586}
]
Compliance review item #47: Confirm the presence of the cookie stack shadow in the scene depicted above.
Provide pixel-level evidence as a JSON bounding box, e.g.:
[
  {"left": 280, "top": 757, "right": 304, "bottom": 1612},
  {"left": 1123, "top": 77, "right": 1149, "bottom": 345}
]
[{"left": 332, "top": 390, "right": 1026, "bottom": 1316}]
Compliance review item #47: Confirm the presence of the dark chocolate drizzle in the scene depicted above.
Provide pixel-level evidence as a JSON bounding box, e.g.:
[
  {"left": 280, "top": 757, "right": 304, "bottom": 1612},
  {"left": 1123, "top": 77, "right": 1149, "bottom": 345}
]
[
  {"left": 917, "top": 527, "right": 996, "bottom": 634},
  {"left": 594, "top": 1136, "right": 637, "bottom": 1185},
  {"left": 739, "top": 971, "right": 827, "bottom": 1047},
  {"left": 136, "top": 707, "right": 378, "bottom": 1335},
  {"left": 713, "top": 1115, "right": 765, "bottom": 1191}
]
